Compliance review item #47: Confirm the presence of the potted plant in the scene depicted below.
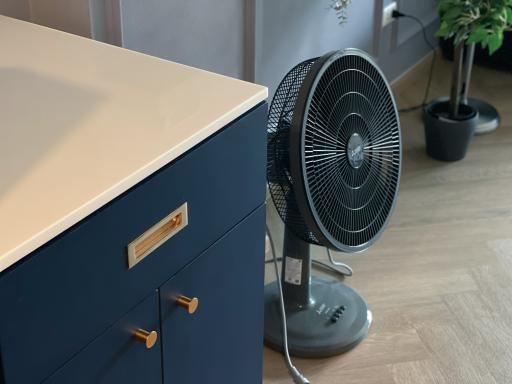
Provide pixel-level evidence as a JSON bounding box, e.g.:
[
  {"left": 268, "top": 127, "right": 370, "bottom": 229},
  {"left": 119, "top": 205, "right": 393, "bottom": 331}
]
[{"left": 424, "top": 0, "right": 512, "bottom": 161}]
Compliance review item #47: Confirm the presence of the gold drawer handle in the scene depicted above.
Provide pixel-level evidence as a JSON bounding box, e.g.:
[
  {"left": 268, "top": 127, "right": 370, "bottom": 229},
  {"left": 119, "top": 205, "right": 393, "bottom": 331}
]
[
  {"left": 134, "top": 329, "right": 158, "bottom": 349},
  {"left": 176, "top": 295, "right": 199, "bottom": 314},
  {"left": 127, "top": 203, "right": 188, "bottom": 269}
]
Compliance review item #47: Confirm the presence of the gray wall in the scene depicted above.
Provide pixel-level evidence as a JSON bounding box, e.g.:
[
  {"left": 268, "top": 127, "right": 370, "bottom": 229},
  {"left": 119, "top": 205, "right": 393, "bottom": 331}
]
[
  {"left": 378, "top": 0, "right": 439, "bottom": 81},
  {"left": 106, "top": 0, "right": 439, "bottom": 95},
  {"left": 254, "top": 0, "right": 376, "bottom": 97},
  {"left": 0, "top": 0, "right": 93, "bottom": 37},
  {"left": 0, "top": 0, "right": 29, "bottom": 20},
  {"left": 0, "top": 0, "right": 439, "bottom": 94},
  {"left": 29, "top": 0, "right": 92, "bottom": 37},
  {"left": 255, "top": 0, "right": 439, "bottom": 97},
  {"left": 117, "top": 0, "right": 246, "bottom": 79}
]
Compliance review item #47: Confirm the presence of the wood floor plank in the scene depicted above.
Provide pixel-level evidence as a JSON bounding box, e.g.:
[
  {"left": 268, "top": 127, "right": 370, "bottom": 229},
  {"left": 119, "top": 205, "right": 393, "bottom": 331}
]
[
  {"left": 351, "top": 268, "right": 477, "bottom": 310},
  {"left": 263, "top": 328, "right": 426, "bottom": 384},
  {"left": 488, "top": 239, "right": 512, "bottom": 272},
  {"left": 470, "top": 265, "right": 512, "bottom": 324},
  {"left": 264, "top": 358, "right": 395, "bottom": 384},
  {"left": 415, "top": 325, "right": 498, "bottom": 384},
  {"left": 443, "top": 291, "right": 512, "bottom": 384},
  {"left": 400, "top": 302, "right": 455, "bottom": 329},
  {"left": 390, "top": 359, "right": 447, "bottom": 384}
]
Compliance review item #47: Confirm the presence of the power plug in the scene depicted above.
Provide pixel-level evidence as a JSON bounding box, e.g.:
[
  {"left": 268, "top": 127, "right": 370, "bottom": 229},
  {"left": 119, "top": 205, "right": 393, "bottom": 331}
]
[{"left": 382, "top": 2, "right": 398, "bottom": 26}]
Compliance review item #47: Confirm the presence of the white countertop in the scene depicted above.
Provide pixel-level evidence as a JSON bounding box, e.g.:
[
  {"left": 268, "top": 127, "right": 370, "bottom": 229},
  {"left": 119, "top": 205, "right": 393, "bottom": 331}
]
[{"left": 0, "top": 16, "right": 267, "bottom": 273}]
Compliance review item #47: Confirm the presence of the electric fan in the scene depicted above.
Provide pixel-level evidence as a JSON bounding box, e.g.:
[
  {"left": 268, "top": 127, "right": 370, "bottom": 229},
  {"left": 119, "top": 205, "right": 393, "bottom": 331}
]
[{"left": 266, "top": 49, "right": 401, "bottom": 358}]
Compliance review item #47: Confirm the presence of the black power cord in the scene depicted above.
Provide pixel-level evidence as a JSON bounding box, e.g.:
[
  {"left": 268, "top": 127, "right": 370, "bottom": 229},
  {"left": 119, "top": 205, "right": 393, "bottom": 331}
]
[{"left": 392, "top": 10, "right": 437, "bottom": 113}]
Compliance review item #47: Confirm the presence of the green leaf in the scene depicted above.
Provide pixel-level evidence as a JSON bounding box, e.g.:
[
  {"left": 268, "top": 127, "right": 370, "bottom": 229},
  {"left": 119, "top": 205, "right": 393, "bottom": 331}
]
[
  {"left": 488, "top": 32, "right": 504, "bottom": 54},
  {"left": 506, "top": 8, "right": 512, "bottom": 23},
  {"left": 467, "top": 26, "right": 488, "bottom": 43},
  {"left": 438, "top": 0, "right": 455, "bottom": 14},
  {"left": 442, "top": 6, "right": 463, "bottom": 23},
  {"left": 436, "top": 20, "right": 451, "bottom": 37}
]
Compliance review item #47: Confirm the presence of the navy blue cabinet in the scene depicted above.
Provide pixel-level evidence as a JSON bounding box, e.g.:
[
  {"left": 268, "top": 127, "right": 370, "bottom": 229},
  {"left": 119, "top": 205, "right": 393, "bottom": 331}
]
[
  {"left": 43, "top": 292, "right": 162, "bottom": 384},
  {"left": 0, "top": 103, "right": 267, "bottom": 384},
  {"left": 160, "top": 206, "right": 265, "bottom": 384}
]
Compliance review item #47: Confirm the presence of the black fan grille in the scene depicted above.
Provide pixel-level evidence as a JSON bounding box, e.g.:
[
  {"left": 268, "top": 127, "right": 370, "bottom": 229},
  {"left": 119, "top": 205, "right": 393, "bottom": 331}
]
[
  {"left": 267, "top": 58, "right": 320, "bottom": 244},
  {"left": 301, "top": 53, "right": 400, "bottom": 250},
  {"left": 267, "top": 50, "right": 401, "bottom": 251}
]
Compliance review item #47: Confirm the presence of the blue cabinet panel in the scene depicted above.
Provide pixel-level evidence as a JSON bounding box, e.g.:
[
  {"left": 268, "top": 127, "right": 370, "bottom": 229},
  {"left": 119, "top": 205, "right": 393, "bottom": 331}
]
[
  {"left": 0, "top": 102, "right": 267, "bottom": 384},
  {"left": 159, "top": 205, "right": 266, "bottom": 384},
  {"left": 43, "top": 292, "right": 161, "bottom": 384}
]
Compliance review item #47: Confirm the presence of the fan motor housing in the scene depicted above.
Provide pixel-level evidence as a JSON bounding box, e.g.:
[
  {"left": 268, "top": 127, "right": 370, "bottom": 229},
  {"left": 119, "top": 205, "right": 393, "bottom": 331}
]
[{"left": 347, "top": 133, "right": 364, "bottom": 169}]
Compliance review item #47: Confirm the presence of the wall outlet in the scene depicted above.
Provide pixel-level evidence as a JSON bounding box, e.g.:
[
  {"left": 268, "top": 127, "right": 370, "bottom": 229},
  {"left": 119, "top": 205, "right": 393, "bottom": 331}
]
[{"left": 382, "top": 1, "right": 398, "bottom": 27}]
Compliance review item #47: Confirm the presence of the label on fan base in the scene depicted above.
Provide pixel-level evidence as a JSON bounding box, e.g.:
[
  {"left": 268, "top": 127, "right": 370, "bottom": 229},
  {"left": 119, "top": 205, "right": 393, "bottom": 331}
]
[{"left": 284, "top": 257, "right": 302, "bottom": 285}]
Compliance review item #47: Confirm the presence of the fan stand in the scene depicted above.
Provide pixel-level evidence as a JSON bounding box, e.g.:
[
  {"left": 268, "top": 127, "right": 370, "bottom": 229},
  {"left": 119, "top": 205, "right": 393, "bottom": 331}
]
[{"left": 264, "top": 229, "right": 372, "bottom": 358}]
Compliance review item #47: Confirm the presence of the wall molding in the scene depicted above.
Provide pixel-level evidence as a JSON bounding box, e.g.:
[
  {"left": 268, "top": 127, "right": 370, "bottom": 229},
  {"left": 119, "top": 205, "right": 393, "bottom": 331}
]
[
  {"left": 372, "top": 0, "right": 384, "bottom": 58},
  {"left": 244, "top": 0, "right": 256, "bottom": 82},
  {"left": 105, "top": 0, "right": 122, "bottom": 46}
]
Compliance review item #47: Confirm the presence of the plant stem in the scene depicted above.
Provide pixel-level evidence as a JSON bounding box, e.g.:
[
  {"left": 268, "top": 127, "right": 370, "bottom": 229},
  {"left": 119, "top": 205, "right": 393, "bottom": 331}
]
[
  {"left": 450, "top": 44, "right": 464, "bottom": 119},
  {"left": 461, "top": 43, "right": 475, "bottom": 105}
]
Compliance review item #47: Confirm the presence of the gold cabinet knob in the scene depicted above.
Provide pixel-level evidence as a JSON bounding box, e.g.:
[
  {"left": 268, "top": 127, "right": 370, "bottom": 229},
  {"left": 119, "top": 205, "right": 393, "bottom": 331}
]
[
  {"left": 176, "top": 295, "right": 199, "bottom": 314},
  {"left": 134, "top": 328, "right": 158, "bottom": 349}
]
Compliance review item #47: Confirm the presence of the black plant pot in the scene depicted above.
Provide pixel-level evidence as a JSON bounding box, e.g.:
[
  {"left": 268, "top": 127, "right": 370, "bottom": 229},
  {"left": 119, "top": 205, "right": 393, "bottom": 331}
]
[{"left": 424, "top": 100, "right": 479, "bottom": 161}]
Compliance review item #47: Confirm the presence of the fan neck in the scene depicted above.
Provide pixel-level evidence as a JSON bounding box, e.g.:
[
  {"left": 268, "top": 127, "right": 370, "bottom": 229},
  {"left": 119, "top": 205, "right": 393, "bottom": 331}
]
[{"left": 282, "top": 229, "right": 312, "bottom": 309}]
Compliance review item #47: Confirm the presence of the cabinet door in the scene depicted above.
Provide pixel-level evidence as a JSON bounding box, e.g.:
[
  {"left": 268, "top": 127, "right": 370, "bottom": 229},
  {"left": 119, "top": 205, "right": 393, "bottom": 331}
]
[
  {"left": 160, "top": 206, "right": 265, "bottom": 384},
  {"left": 44, "top": 292, "right": 162, "bottom": 384}
]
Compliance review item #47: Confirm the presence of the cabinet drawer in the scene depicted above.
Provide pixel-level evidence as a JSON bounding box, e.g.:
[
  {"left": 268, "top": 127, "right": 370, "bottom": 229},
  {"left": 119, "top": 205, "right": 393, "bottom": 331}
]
[
  {"left": 0, "top": 103, "right": 267, "bottom": 384},
  {"left": 160, "top": 205, "right": 265, "bottom": 384},
  {"left": 43, "top": 292, "right": 161, "bottom": 384}
]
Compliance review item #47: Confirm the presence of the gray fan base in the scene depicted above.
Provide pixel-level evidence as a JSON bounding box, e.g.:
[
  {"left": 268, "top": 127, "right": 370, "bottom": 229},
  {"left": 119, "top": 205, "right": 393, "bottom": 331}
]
[
  {"left": 434, "top": 97, "right": 500, "bottom": 135},
  {"left": 264, "top": 277, "right": 372, "bottom": 358},
  {"left": 470, "top": 98, "right": 500, "bottom": 135}
]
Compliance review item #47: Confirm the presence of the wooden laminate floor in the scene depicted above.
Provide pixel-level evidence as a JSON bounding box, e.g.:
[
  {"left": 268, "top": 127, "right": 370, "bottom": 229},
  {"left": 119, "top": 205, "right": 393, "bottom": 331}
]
[{"left": 262, "top": 54, "right": 512, "bottom": 383}]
